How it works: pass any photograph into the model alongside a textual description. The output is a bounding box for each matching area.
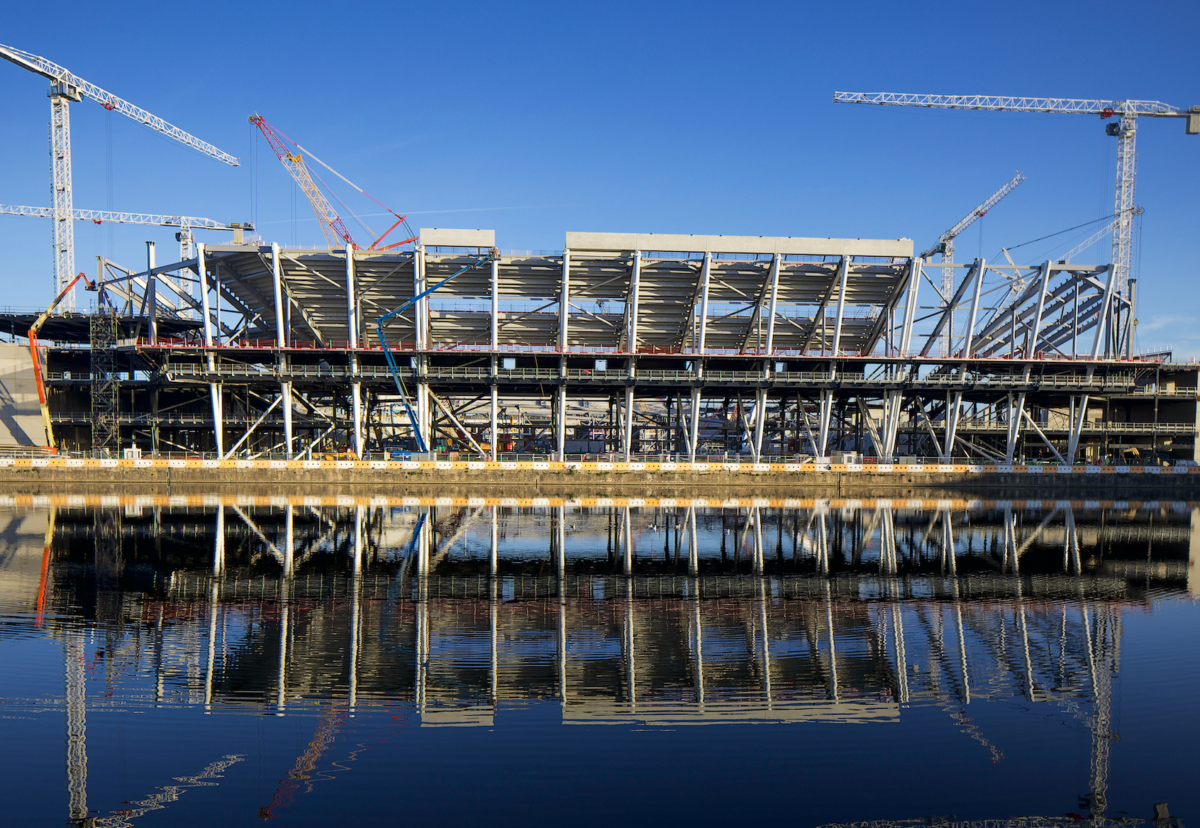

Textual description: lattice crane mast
[835,92,1199,356]
[920,171,1025,354]
[0,43,240,310]
[248,114,417,252]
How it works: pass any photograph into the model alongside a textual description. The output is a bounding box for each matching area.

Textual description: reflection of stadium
[2,497,1195,824]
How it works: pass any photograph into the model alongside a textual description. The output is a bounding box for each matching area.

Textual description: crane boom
[0,44,240,166]
[248,114,354,250]
[30,271,96,450]
[0,203,248,232]
[921,171,1025,260]
[833,91,1187,118]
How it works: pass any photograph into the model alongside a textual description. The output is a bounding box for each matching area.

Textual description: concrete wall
[565,232,913,257]
[0,343,46,447]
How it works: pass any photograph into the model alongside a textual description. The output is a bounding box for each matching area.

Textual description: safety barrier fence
[3,456,1197,475]
[1,493,1195,510]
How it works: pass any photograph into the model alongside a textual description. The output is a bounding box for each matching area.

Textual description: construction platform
[2,229,1195,465]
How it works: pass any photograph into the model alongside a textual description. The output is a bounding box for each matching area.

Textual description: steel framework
[20,229,1194,466]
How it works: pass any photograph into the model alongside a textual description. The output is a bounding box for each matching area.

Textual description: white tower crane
[834,92,1198,356]
[920,171,1025,355]
[0,44,239,310]
[0,203,251,256]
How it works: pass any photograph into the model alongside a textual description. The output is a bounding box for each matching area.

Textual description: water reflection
[1,495,1195,825]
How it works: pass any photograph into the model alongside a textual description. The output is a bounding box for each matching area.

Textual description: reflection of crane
[834,91,1200,357]
[0,44,239,309]
[29,271,96,450]
[91,754,245,828]
[258,706,348,820]
[919,172,1025,355]
[248,114,417,252]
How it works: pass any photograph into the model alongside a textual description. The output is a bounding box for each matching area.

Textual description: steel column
[830,256,850,357]
[623,386,634,461]
[271,243,293,454]
[197,243,223,456]
[688,387,701,462]
[346,247,363,457]
[626,251,641,356]
[146,241,157,344]
[558,250,571,354]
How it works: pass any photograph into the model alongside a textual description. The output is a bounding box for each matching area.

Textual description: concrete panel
[565,232,913,258]
[420,228,495,248]
[0,343,46,447]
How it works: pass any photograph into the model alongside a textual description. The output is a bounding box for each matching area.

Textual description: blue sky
[2,0,1197,353]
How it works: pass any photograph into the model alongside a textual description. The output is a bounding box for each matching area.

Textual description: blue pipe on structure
[375,248,498,453]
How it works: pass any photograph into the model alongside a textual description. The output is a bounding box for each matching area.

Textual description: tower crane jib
[834,89,1199,359]
[0,43,240,311]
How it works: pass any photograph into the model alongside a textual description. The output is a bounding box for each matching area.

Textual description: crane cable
[267,123,415,246]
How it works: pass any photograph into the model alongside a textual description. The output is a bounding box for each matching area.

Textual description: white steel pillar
[490,254,499,461]
[556,386,567,460]
[626,251,641,357]
[817,390,834,457]
[830,256,850,358]
[490,254,500,350]
[558,250,571,355]
[1025,261,1053,357]
[146,242,158,344]
[623,386,635,462]
[944,391,962,460]
[414,245,430,452]
[763,254,781,360]
[271,243,293,455]
[1089,264,1119,360]
[347,248,364,457]
[688,387,702,463]
[1067,394,1090,463]
[696,252,711,369]
[197,244,223,456]
[752,387,767,462]
[1006,391,1027,464]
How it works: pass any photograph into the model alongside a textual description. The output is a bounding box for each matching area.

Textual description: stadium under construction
[1,226,1196,465]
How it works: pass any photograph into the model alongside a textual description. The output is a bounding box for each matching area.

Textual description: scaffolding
[89,311,119,455]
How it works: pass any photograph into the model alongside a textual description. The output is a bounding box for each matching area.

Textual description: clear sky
[1,0,1197,353]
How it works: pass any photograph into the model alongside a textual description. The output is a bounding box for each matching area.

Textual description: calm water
[1,494,1196,827]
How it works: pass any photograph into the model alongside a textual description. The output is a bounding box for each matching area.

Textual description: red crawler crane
[248,114,417,251]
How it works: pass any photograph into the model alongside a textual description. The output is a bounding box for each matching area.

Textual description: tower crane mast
[835,91,1199,357]
[0,43,239,310]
